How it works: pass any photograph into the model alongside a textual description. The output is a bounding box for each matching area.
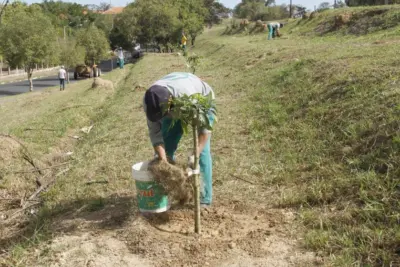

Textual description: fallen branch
[23,128,57,132]
[85,180,109,185]
[7,202,40,221]
[12,162,70,174]
[231,174,259,185]
[0,198,40,202]
[57,104,91,113]
[26,168,70,202]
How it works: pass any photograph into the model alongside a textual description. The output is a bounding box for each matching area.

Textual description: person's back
[58,67,67,91]
[58,68,66,79]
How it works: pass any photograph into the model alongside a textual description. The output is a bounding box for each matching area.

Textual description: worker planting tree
[143,72,216,233]
[268,22,283,40]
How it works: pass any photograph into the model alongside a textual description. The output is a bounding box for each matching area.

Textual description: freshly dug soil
[148,160,193,204]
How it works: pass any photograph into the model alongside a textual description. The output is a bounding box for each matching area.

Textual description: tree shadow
[0,90,22,96]
[0,194,139,252]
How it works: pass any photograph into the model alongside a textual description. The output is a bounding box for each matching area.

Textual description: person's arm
[154,144,168,161]
[146,119,167,161]
[198,132,210,157]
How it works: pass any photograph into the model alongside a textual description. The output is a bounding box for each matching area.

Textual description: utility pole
[289,0,293,18]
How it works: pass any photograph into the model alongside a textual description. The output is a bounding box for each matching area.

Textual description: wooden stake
[192,118,201,234]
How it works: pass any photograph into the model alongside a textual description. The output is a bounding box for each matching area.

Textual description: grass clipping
[148,159,193,204]
[91,78,114,91]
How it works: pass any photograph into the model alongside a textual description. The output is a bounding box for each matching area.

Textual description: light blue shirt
[144,72,215,146]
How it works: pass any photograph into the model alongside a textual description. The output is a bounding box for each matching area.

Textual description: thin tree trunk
[66,68,70,83]
[192,119,201,234]
[28,69,33,92]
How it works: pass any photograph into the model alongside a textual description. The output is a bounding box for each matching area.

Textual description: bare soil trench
[23,199,318,267]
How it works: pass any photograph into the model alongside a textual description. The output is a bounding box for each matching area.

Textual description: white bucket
[132,161,170,213]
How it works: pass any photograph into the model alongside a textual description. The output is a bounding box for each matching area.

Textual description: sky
[24,0,333,11]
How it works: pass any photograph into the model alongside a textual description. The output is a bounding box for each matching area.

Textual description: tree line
[0,1,111,91]
[233,0,308,21]
[0,0,229,90]
[109,0,229,52]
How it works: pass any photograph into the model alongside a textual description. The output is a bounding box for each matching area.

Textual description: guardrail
[0,66,60,79]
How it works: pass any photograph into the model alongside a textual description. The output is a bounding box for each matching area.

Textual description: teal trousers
[162,116,213,205]
[268,25,276,40]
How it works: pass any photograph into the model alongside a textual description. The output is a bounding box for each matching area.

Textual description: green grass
[190,6,399,266]
[0,5,399,266]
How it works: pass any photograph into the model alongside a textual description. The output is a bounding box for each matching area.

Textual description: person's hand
[187,154,195,169]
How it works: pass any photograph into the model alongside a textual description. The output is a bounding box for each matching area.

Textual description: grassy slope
[0,5,399,267]
[195,6,399,266]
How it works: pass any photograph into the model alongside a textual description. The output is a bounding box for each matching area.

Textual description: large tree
[0,4,58,91]
[234,0,288,21]
[76,25,110,65]
[59,39,85,82]
[111,0,221,50]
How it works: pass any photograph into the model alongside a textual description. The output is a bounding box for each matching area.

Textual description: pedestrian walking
[58,66,66,91]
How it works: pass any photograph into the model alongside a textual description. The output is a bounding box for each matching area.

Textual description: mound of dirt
[148,160,192,204]
[91,78,114,91]
[310,11,319,19]
[334,13,352,28]
[255,20,263,27]
[0,136,21,164]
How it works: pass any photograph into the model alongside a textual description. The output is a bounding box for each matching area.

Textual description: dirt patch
[121,204,317,267]
[14,203,317,267]
[148,160,192,204]
[30,233,152,267]
[309,11,319,19]
[334,13,352,28]
[91,78,114,91]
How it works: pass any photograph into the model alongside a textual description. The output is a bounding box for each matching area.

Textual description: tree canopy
[110,0,229,50]
[76,26,110,65]
[234,0,290,21]
[0,4,58,90]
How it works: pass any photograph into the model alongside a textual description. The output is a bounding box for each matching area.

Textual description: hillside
[0,6,399,267]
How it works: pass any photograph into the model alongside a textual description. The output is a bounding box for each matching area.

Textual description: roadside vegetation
[192,5,399,266]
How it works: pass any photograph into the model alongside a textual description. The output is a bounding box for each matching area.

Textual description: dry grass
[148,159,192,204]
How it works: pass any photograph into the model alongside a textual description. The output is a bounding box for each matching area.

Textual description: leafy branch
[186,54,202,74]
[164,93,216,234]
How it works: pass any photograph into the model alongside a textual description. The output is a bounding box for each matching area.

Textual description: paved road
[0,59,119,98]
[0,73,77,97]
